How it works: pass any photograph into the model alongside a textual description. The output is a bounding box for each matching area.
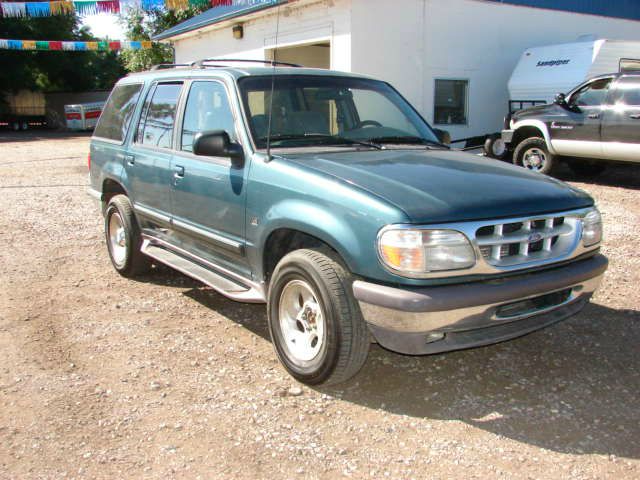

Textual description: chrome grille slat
[476,214,577,268]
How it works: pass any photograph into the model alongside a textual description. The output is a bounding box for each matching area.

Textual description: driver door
[550,77,613,159]
[169,79,250,277]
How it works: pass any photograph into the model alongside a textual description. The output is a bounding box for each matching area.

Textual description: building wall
[172,0,352,71]
[421,0,640,139]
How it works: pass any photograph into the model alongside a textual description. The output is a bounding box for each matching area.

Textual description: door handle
[629,114,640,119]
[125,154,135,166]
[587,113,600,119]
[173,165,185,178]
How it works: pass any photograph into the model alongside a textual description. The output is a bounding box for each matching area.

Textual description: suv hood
[281,149,593,223]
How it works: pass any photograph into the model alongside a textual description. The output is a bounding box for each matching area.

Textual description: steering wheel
[355,120,383,129]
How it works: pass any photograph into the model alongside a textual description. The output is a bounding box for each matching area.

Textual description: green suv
[88,60,607,385]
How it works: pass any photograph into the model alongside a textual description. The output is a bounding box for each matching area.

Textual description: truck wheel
[11,122,19,131]
[267,248,370,386]
[483,134,507,160]
[513,137,555,175]
[568,161,606,178]
[21,122,28,131]
[104,194,151,277]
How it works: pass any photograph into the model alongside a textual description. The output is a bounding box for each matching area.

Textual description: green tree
[0,14,126,96]
[120,6,208,72]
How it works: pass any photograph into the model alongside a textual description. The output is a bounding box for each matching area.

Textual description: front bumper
[501,129,514,145]
[353,254,607,355]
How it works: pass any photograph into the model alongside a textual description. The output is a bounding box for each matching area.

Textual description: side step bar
[140,238,266,303]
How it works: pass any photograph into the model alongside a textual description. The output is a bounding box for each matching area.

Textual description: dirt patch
[1,131,638,479]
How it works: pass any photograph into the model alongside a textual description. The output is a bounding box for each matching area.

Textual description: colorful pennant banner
[0,38,154,50]
[0,0,271,17]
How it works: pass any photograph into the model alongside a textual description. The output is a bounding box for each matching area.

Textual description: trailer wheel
[11,122,20,131]
[483,134,507,160]
[21,122,28,131]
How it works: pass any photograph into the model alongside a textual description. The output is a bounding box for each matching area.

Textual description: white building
[155,0,640,142]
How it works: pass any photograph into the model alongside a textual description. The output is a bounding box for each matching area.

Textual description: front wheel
[267,249,370,386]
[513,137,556,175]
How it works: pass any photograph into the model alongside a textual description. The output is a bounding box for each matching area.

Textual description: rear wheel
[104,194,151,277]
[267,248,370,386]
[513,137,556,175]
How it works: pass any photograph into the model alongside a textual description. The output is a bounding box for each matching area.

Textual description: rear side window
[94,83,143,142]
[612,77,640,106]
[138,83,182,149]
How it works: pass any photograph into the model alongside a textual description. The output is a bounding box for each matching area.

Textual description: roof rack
[191,58,302,68]
[151,63,192,70]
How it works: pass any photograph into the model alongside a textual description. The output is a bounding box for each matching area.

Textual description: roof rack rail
[192,58,302,68]
[151,63,192,70]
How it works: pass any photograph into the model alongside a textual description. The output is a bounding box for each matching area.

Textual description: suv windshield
[238,75,440,149]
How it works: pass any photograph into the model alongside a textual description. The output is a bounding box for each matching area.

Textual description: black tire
[104,194,151,277]
[267,248,370,386]
[513,136,556,175]
[568,161,606,177]
[483,134,507,160]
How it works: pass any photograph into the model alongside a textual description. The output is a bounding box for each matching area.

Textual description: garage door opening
[267,41,330,69]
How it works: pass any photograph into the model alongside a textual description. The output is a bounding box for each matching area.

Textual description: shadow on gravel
[334,303,640,459]
[179,282,640,459]
[556,162,640,190]
[0,130,92,143]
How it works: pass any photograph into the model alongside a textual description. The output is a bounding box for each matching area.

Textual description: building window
[434,79,468,125]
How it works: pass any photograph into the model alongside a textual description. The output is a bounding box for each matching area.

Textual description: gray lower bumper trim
[353,254,607,313]
[367,295,588,355]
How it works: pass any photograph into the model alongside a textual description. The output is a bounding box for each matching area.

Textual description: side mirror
[433,128,451,145]
[554,93,567,105]
[193,130,245,168]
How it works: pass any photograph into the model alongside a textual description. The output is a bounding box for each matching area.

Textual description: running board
[140,239,266,303]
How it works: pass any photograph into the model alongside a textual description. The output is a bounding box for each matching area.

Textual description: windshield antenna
[265,3,281,162]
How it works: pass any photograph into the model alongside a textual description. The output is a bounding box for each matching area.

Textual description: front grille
[476,215,576,267]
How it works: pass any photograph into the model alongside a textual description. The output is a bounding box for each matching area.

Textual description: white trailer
[507,38,640,112]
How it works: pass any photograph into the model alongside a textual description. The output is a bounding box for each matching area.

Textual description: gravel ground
[0,131,638,480]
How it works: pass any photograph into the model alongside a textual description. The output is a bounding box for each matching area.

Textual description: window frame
[176,78,243,158]
[433,78,470,126]
[92,82,144,145]
[133,80,185,152]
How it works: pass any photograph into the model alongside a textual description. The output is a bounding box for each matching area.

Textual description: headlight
[378,228,476,275]
[582,208,602,247]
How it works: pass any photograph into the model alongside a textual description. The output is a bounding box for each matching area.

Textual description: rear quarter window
[94,83,143,142]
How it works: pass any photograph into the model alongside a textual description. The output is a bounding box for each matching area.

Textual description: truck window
[570,78,612,107]
[137,83,182,149]
[612,77,640,106]
[94,83,143,142]
[181,81,237,153]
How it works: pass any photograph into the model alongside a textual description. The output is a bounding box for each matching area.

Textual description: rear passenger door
[169,79,249,275]
[126,81,183,224]
[601,76,640,162]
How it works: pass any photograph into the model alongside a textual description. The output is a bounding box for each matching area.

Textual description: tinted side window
[613,77,640,106]
[94,83,142,142]
[571,78,612,107]
[139,83,182,149]
[181,81,237,152]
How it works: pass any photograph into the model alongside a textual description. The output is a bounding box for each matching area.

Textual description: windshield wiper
[258,133,382,150]
[366,136,445,148]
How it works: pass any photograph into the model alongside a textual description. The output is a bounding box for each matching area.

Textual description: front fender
[258,199,363,273]
[511,119,557,155]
